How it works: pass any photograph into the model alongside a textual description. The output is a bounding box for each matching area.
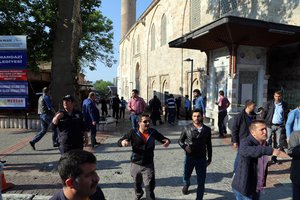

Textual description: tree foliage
[0,0,115,71]
[93,79,113,96]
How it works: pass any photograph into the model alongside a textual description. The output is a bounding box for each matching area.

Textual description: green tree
[93,80,113,96]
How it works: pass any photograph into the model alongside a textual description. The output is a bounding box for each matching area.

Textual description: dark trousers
[218,110,227,136]
[90,124,97,145]
[185,108,190,120]
[131,162,155,200]
[101,109,108,116]
[168,108,175,123]
[183,155,207,200]
[119,107,125,118]
[293,182,300,200]
[112,108,119,119]
[59,146,83,154]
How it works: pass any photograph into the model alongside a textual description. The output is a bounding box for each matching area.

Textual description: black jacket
[117,128,170,166]
[231,109,256,144]
[232,134,273,196]
[287,130,300,185]
[263,100,288,127]
[50,186,105,200]
[178,124,212,161]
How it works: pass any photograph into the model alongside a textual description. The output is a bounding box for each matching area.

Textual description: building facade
[118,0,300,129]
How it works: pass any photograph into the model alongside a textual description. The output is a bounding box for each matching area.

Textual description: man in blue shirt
[29,87,58,150]
[82,92,100,148]
[286,102,300,141]
[193,89,205,116]
[184,95,191,120]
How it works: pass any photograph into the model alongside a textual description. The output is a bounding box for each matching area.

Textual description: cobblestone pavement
[0,118,293,200]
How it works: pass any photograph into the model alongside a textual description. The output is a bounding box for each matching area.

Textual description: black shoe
[53,143,59,148]
[135,190,144,200]
[182,186,189,195]
[29,141,36,150]
[0,160,6,164]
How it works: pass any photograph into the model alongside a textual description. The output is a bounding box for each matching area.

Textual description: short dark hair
[132,89,139,94]
[249,120,266,132]
[138,113,150,122]
[219,90,224,96]
[193,89,201,95]
[58,150,97,185]
[192,108,203,116]
[245,99,256,108]
[274,90,282,96]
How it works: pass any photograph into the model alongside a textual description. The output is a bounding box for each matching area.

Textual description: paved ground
[0,117,293,200]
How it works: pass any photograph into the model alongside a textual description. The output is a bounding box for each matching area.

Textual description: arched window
[151,24,155,51]
[191,0,201,30]
[161,14,167,46]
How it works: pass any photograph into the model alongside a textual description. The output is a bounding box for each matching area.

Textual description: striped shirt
[167,98,176,109]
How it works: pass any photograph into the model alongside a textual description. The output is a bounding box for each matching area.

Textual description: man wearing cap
[52,95,88,154]
[29,87,58,150]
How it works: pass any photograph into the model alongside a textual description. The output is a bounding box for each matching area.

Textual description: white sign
[0,97,26,108]
[0,35,27,50]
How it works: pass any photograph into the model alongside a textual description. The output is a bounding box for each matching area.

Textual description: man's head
[62,95,75,111]
[185,95,189,99]
[132,89,139,98]
[273,91,282,103]
[58,150,99,198]
[249,120,268,143]
[121,96,124,100]
[193,89,201,98]
[138,113,151,131]
[88,92,96,101]
[192,109,203,125]
[245,100,256,113]
[219,90,224,96]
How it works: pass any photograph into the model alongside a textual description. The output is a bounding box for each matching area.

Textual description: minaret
[121,0,136,38]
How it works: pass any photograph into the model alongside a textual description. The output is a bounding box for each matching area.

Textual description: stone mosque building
[118,0,300,128]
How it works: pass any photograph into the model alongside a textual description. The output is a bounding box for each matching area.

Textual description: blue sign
[0,50,27,68]
[0,81,28,95]
[0,96,28,109]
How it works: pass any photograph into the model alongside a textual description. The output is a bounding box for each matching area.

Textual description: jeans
[119,107,125,118]
[233,188,260,200]
[86,123,97,146]
[32,113,57,145]
[293,182,300,200]
[168,108,175,123]
[183,156,207,200]
[218,110,227,136]
[130,114,139,129]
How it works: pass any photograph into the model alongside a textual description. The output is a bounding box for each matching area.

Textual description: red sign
[0,69,27,81]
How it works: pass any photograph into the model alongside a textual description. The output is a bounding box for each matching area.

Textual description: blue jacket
[232,134,273,196]
[82,98,100,123]
[194,96,205,114]
[286,108,300,139]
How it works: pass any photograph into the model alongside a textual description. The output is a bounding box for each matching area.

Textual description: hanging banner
[0,50,27,68]
[0,82,28,95]
[0,35,26,50]
[0,97,27,109]
[0,69,27,81]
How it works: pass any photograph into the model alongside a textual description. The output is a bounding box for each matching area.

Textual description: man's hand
[273,149,288,158]
[185,146,192,154]
[121,139,129,147]
[233,143,238,150]
[52,112,64,125]
[207,160,211,167]
[162,139,170,148]
[92,121,96,126]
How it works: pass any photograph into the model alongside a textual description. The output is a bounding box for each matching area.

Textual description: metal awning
[169,16,300,51]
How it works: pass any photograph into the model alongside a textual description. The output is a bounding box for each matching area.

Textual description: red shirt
[128,96,146,114]
[218,96,230,112]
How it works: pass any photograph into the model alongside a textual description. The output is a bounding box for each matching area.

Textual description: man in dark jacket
[232,100,256,171]
[50,149,105,200]
[112,94,121,120]
[263,90,289,163]
[232,120,287,199]
[118,113,170,200]
[287,130,300,200]
[178,109,212,200]
[82,92,100,147]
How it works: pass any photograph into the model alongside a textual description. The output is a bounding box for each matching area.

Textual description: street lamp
[184,58,194,105]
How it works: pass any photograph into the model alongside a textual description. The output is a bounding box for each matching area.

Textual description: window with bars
[161,14,167,46]
[220,0,237,15]
[151,24,156,51]
[191,0,201,30]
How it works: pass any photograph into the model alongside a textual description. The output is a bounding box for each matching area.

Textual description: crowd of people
[20,87,300,200]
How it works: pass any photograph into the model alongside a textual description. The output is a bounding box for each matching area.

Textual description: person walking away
[100,97,108,116]
[216,90,230,137]
[184,95,191,120]
[262,90,289,164]
[128,89,147,129]
[232,120,287,200]
[193,89,206,116]
[29,87,58,150]
[178,109,212,200]
[112,94,121,121]
[118,114,170,200]
[286,101,300,142]
[231,100,256,172]
[82,92,100,148]
[119,96,127,119]
[52,95,88,154]
[167,94,176,125]
[50,149,105,200]
[175,97,182,120]
[149,95,163,126]
[287,130,300,200]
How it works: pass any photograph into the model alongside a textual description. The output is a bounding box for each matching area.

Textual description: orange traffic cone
[1,170,14,192]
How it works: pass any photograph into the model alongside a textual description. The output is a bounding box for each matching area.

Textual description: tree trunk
[51,0,82,110]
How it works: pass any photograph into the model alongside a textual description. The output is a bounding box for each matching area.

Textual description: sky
[84,0,153,83]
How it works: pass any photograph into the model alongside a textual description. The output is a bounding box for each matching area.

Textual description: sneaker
[29,141,36,150]
[182,186,189,195]
[135,190,144,200]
